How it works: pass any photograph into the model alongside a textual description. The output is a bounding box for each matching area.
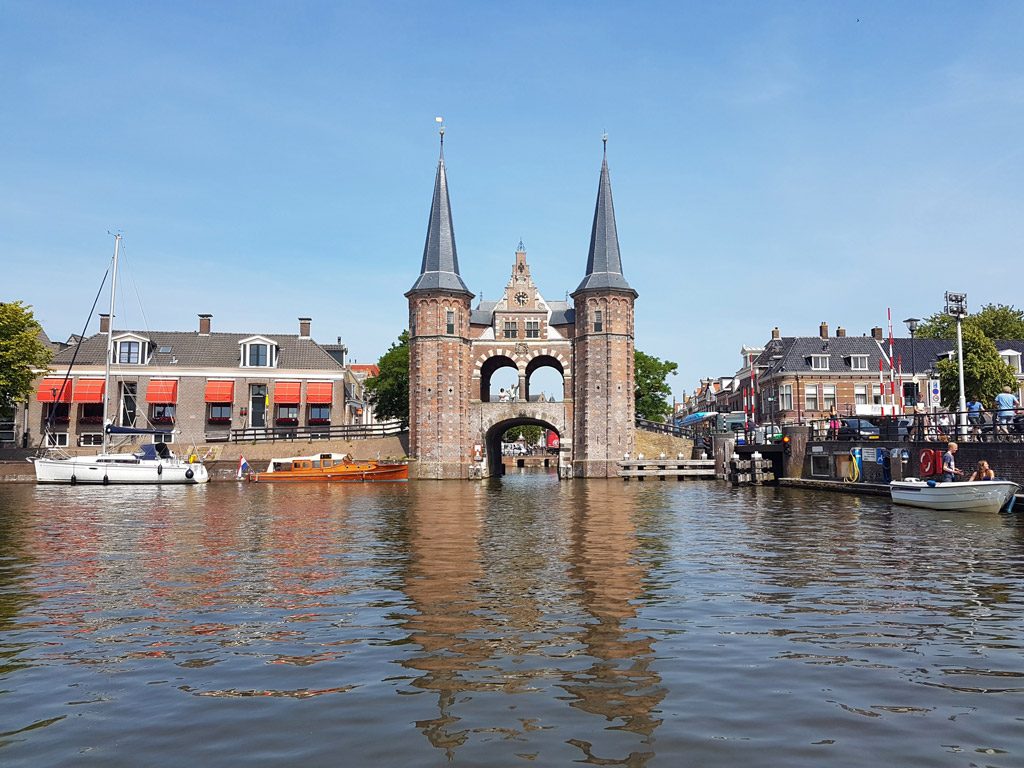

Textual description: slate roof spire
[573,136,636,297]
[407,125,472,297]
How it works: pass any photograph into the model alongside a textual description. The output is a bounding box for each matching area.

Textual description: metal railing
[224,421,406,443]
[637,417,692,438]
[809,407,1024,443]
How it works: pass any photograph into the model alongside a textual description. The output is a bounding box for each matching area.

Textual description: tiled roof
[470,299,575,326]
[757,335,888,376]
[407,148,472,296]
[52,331,345,371]
[890,338,1024,373]
[573,148,635,297]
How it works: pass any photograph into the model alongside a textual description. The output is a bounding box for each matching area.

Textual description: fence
[636,417,692,438]
[808,407,1024,443]
[222,421,406,444]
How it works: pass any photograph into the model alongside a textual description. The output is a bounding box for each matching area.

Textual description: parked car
[837,418,880,440]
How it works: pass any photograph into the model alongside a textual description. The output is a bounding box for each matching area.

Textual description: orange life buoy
[919,449,934,477]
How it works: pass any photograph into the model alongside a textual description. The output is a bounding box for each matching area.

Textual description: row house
[27,314,365,449]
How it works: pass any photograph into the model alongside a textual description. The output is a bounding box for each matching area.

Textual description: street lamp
[904,317,920,405]
[944,292,968,433]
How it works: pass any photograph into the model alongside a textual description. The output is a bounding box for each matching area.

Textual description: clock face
[514,291,528,306]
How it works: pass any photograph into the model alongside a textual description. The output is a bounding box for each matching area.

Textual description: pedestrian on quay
[994,386,1020,436]
[967,397,984,438]
[941,441,964,483]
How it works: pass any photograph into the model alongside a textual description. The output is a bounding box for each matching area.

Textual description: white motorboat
[890,478,1019,513]
[30,234,208,486]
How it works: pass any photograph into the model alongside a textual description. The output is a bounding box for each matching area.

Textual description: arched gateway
[406,133,637,479]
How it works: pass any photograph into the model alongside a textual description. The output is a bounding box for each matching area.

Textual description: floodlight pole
[945,292,968,435]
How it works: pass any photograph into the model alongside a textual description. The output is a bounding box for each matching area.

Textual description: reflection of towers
[399,483,488,755]
[561,482,666,763]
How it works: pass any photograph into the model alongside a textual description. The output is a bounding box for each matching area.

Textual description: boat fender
[919,449,934,477]
[70,474,77,485]
[102,475,109,485]
[926,479,937,487]
[157,464,163,476]
[185,468,194,480]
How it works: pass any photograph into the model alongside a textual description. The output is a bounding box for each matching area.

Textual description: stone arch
[525,354,566,402]
[483,416,561,478]
[478,354,519,402]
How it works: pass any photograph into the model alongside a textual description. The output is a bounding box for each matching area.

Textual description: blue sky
[3,1,1022,399]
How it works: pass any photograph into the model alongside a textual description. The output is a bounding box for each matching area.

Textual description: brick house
[27,314,363,449]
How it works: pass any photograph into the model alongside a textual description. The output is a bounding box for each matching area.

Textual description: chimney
[836,326,846,338]
[871,326,883,340]
[198,314,212,335]
[771,326,781,340]
[819,321,829,339]
[99,314,110,333]
[299,317,312,338]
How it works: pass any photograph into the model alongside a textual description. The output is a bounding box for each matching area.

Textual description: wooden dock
[618,458,715,481]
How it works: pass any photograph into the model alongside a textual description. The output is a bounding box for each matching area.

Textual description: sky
[3,1,1023,400]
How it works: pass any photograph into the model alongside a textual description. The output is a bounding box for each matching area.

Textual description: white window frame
[111,333,150,366]
[153,433,174,444]
[804,384,819,412]
[239,336,278,368]
[822,384,836,410]
[810,355,830,371]
[779,384,793,411]
[79,433,104,446]
[854,384,868,405]
[850,355,868,371]
[45,432,69,447]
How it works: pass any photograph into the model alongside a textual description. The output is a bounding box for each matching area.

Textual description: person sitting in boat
[941,441,964,482]
[968,460,995,482]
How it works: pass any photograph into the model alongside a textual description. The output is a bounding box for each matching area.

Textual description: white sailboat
[30,235,209,485]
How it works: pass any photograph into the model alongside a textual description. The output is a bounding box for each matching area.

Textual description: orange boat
[248,452,408,483]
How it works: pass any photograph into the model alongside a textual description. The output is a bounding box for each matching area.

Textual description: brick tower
[571,139,638,477]
[406,128,475,478]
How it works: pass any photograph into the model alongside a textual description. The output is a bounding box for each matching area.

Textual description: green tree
[916,303,1024,340]
[364,331,409,426]
[634,349,678,421]
[933,323,1016,407]
[0,302,52,413]
[502,425,543,444]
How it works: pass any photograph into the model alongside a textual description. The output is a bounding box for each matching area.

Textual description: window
[79,403,103,424]
[158,345,172,354]
[150,404,176,424]
[309,405,331,425]
[153,433,174,444]
[45,432,69,447]
[779,384,793,411]
[208,404,232,424]
[525,320,540,338]
[850,355,868,371]
[248,343,269,367]
[872,384,882,405]
[45,403,70,423]
[593,310,603,332]
[810,355,829,371]
[1001,353,1022,373]
[855,385,868,405]
[804,384,819,412]
[276,404,299,425]
[504,320,518,339]
[79,434,103,447]
[822,385,836,411]
[446,310,455,335]
[810,454,831,477]
[117,340,141,364]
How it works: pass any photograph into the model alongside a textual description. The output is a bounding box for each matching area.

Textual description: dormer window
[810,355,829,371]
[849,355,868,371]
[112,334,150,365]
[240,336,278,368]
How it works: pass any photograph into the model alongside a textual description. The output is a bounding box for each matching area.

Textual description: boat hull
[250,459,408,483]
[890,479,1018,513]
[32,456,209,485]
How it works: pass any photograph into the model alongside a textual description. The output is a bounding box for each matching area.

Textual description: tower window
[525,320,540,338]
[446,310,455,335]
[504,320,518,339]
[593,310,603,332]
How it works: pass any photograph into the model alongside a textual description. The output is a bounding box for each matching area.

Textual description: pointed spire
[407,127,472,297]
[573,137,636,297]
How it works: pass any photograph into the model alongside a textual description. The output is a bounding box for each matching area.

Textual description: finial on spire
[602,131,608,157]
[435,116,445,154]
[517,238,525,252]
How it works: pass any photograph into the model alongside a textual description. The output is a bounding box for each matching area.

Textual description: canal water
[1,473,1022,767]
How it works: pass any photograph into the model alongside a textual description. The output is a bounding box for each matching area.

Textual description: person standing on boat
[941,441,963,482]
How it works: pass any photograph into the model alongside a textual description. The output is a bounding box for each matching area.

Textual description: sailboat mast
[101,234,121,454]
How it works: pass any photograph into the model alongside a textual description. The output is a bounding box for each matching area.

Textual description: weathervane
[435,116,445,150]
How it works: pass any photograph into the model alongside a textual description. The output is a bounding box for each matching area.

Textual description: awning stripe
[204,380,235,403]
[37,377,73,402]
[306,382,333,404]
[146,379,178,403]
[273,381,301,403]
[73,379,105,403]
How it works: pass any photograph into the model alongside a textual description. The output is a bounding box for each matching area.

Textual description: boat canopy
[677,411,718,427]
[106,425,173,436]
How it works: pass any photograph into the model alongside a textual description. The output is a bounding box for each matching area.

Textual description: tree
[0,302,52,414]
[634,349,678,421]
[364,331,409,426]
[916,303,1024,340]
[933,322,1016,407]
[502,425,543,444]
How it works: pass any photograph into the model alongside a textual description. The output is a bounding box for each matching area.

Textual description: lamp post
[944,292,968,434]
[903,317,920,405]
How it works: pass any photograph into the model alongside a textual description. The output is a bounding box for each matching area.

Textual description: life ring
[185,468,194,480]
[919,449,934,477]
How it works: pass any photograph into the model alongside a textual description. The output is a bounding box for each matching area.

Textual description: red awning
[204,380,235,403]
[73,379,105,403]
[306,382,333,404]
[37,377,73,402]
[146,379,178,403]
[273,381,301,404]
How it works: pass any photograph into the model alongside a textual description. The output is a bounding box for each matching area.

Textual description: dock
[618,457,715,480]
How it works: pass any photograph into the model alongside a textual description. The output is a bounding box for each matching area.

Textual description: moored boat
[890,478,1019,513]
[248,453,408,483]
